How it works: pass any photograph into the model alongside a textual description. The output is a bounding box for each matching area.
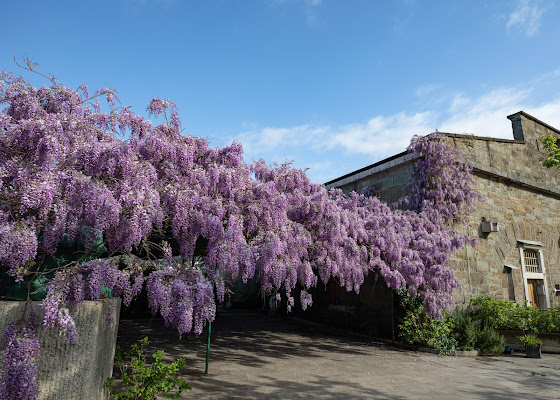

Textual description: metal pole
[205,281,215,375]
[344,290,348,332]
[205,319,211,374]
[391,288,395,343]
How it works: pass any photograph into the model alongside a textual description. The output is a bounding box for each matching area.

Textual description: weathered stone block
[0,299,121,400]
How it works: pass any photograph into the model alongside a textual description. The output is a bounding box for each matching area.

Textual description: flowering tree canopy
[0,61,483,399]
[0,62,481,340]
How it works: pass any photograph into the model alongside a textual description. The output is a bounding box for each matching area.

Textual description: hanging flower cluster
[406,132,483,225]
[41,258,145,342]
[0,62,481,398]
[146,267,215,336]
[0,315,40,400]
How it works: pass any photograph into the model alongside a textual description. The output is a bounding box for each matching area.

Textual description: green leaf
[106,337,191,400]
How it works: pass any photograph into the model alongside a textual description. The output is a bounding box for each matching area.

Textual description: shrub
[106,337,191,400]
[469,296,560,333]
[397,291,454,349]
[427,335,458,353]
[518,333,542,347]
[476,325,505,355]
[470,296,522,330]
[451,310,476,351]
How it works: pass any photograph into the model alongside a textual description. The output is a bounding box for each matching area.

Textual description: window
[523,249,539,273]
[518,240,550,309]
[504,265,516,302]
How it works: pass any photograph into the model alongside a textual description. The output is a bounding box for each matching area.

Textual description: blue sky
[2,0,560,183]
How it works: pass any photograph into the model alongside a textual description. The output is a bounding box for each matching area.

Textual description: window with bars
[523,249,540,273]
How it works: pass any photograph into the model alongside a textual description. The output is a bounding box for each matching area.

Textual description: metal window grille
[523,249,539,273]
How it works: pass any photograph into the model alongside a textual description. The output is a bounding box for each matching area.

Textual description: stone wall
[499,330,560,354]
[0,299,121,400]
[325,111,560,311]
[444,112,560,308]
[447,176,560,308]
[326,152,416,204]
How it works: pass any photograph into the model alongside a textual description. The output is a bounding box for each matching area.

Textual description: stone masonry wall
[327,111,560,310]
[445,112,560,308]
[333,161,414,204]
[448,175,560,308]
[0,299,121,400]
[447,112,560,193]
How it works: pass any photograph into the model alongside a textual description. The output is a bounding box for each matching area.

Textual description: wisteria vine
[0,312,40,400]
[0,60,481,398]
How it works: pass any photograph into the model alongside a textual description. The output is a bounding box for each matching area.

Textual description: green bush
[397,291,455,350]
[476,325,505,355]
[396,294,560,355]
[106,337,191,400]
[427,335,458,353]
[470,295,560,333]
[518,333,542,347]
[451,310,476,351]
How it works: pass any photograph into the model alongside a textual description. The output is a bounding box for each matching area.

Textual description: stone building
[325,111,560,314]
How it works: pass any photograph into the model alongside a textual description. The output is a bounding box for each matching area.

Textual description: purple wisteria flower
[0,65,481,397]
[0,316,40,400]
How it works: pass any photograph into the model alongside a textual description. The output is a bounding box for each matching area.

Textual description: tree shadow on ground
[115,311,392,369]
[188,372,408,400]
[113,311,560,399]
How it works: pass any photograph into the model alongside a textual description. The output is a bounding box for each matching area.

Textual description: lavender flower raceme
[0,316,40,400]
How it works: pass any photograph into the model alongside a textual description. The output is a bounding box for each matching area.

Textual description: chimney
[507,111,525,141]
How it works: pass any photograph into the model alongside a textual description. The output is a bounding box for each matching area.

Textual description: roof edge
[507,111,560,135]
[324,150,410,186]
[441,132,524,144]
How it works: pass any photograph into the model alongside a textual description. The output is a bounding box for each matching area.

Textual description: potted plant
[518,333,543,358]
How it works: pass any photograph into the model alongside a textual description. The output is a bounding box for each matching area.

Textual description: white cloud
[301,160,335,183]
[329,112,436,156]
[525,98,560,130]
[230,77,560,182]
[236,124,328,157]
[235,111,437,169]
[304,0,324,25]
[122,0,176,13]
[506,0,544,37]
[440,88,532,136]
[236,86,560,167]
[415,84,441,97]
[264,0,324,25]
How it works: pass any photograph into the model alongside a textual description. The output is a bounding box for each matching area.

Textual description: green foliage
[451,310,476,351]
[542,134,560,169]
[519,333,543,347]
[427,335,458,354]
[397,291,455,351]
[475,325,505,355]
[106,337,191,400]
[470,296,560,333]
[398,295,557,355]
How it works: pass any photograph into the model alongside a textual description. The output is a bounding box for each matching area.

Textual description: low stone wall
[0,299,121,400]
[499,329,560,354]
